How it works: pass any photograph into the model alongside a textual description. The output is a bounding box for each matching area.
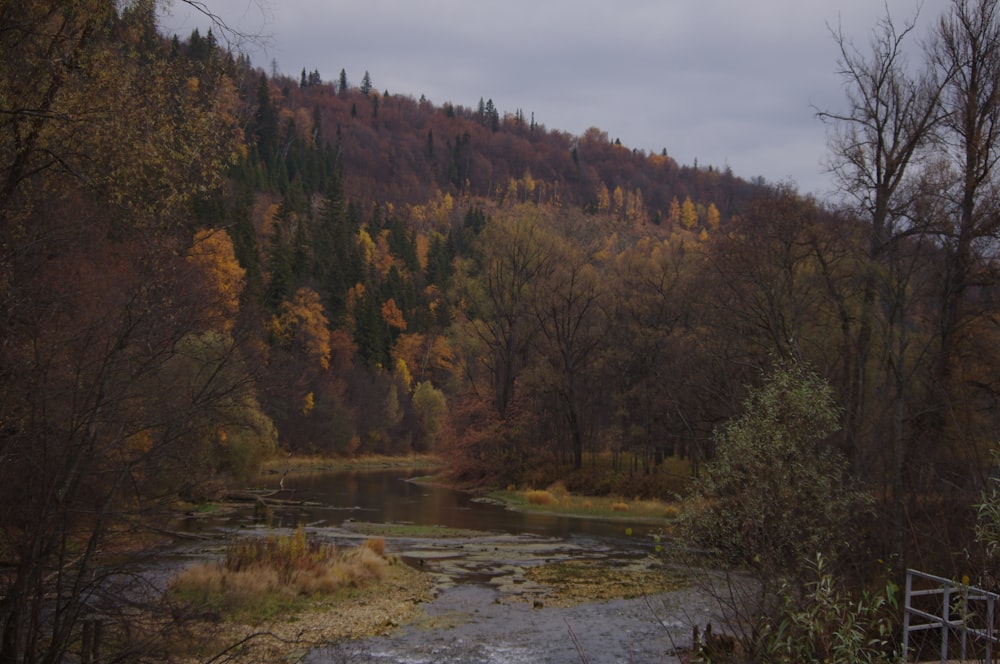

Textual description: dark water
[255,468,660,546]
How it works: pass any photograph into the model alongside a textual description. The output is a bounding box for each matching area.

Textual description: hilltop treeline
[4,0,1000,659]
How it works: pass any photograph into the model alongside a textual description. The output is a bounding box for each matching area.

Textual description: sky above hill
[160,0,948,199]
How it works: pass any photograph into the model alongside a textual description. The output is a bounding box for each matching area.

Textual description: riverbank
[263,454,683,527]
[169,524,696,663]
[175,558,437,663]
[165,462,703,662]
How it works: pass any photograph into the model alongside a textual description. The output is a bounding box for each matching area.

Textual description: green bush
[679,362,871,590]
[754,555,901,664]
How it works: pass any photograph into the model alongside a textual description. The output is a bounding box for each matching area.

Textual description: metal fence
[903,568,1000,663]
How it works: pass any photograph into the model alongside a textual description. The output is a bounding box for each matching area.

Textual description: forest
[4,0,1000,661]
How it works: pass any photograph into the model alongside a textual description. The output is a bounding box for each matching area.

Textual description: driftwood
[223,491,320,507]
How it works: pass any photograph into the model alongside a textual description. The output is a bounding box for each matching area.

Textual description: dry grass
[168,528,390,620]
[526,489,558,505]
[497,488,682,521]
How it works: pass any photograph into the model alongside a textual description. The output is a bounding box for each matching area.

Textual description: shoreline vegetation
[162,454,686,660]
[259,453,685,524]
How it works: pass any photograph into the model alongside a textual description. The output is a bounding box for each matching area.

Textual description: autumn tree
[187,228,246,332]
[680,196,698,229]
[605,235,705,471]
[527,222,609,469]
[0,3,268,661]
[456,204,555,418]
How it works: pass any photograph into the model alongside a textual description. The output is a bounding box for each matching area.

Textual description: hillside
[5,3,1000,660]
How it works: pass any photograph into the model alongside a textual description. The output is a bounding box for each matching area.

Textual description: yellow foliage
[272,288,331,369]
[527,490,557,505]
[358,229,376,265]
[187,228,245,332]
[302,391,315,415]
[415,233,430,270]
[612,186,625,215]
[707,202,721,230]
[681,196,698,229]
[394,358,412,390]
[124,430,153,455]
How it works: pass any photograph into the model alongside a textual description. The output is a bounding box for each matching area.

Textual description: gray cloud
[161,0,948,197]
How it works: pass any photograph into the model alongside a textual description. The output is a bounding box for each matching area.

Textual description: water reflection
[256,469,660,546]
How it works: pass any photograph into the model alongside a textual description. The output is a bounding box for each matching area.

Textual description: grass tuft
[526,489,557,505]
[168,527,389,621]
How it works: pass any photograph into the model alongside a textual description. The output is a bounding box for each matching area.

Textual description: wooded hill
[4,1,1000,660]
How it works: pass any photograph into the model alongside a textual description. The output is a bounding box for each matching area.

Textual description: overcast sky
[160,0,948,198]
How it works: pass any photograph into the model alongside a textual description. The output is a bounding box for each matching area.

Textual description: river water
[262,468,660,542]
[176,469,705,663]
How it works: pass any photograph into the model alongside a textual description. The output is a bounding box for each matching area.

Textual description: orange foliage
[381,298,407,331]
[391,332,456,385]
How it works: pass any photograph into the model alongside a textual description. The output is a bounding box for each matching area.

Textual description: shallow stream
[172,468,710,662]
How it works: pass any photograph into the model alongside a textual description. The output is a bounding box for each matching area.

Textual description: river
[174,468,710,663]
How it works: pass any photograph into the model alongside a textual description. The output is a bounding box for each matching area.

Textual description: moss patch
[524,559,688,606]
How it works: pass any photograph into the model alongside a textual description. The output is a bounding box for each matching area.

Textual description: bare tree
[819,6,947,557]
[925,0,1000,480]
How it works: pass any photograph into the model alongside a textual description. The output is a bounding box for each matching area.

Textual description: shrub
[678,363,871,589]
[611,501,629,512]
[677,362,875,657]
[754,555,901,663]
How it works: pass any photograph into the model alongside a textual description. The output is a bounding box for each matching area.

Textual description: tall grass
[168,528,389,619]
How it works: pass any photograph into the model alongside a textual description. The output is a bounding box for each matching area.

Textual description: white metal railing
[903,568,1000,663]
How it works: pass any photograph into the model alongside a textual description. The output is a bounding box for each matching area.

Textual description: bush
[755,555,901,663]
[677,362,876,657]
[679,363,871,589]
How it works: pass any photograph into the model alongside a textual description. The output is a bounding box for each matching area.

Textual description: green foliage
[411,381,447,450]
[162,332,277,488]
[752,555,901,664]
[977,450,1000,546]
[679,362,871,588]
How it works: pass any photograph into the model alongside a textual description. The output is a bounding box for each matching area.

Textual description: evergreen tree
[426,233,455,286]
[252,73,279,172]
[312,172,362,323]
[387,216,419,272]
[360,70,372,96]
[353,283,389,367]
